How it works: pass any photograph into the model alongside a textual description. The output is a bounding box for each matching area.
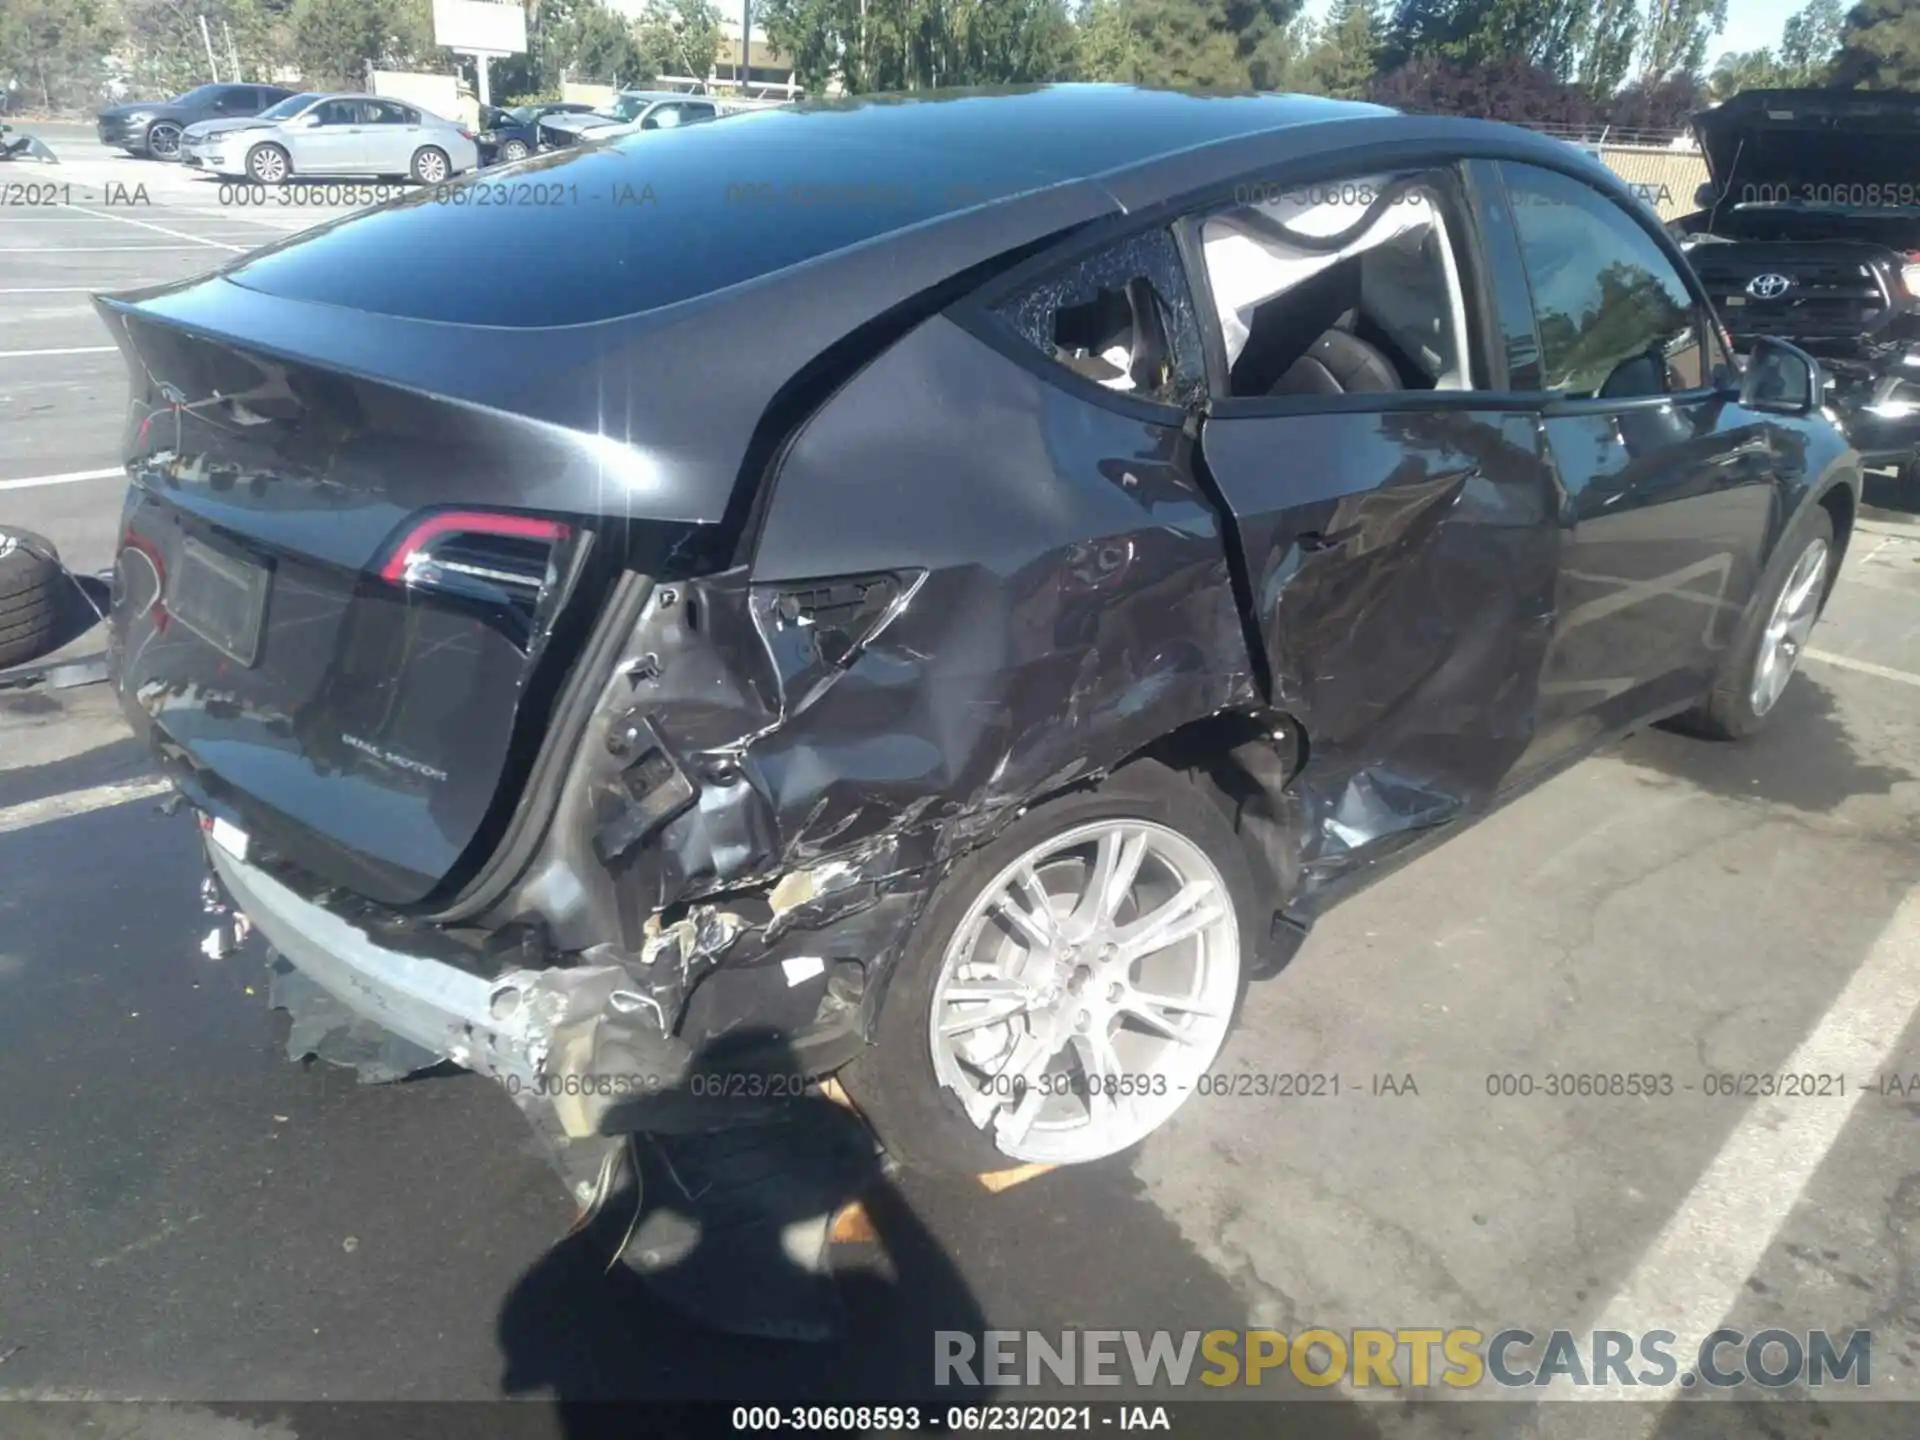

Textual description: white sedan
[181,91,480,184]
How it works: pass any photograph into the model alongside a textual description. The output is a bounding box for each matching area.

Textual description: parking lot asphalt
[5,120,1920,1438]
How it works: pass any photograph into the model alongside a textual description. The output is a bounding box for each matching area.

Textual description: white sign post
[431,0,528,109]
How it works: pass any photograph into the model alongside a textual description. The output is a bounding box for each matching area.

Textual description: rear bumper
[209,842,709,1135]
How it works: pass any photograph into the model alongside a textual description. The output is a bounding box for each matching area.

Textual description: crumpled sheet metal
[566,312,1258,1019]
[1201,405,1561,916]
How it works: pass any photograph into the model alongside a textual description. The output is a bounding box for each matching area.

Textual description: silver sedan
[181,92,480,184]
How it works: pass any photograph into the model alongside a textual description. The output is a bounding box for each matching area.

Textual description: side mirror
[1695,181,1717,208]
[639,114,659,130]
[1739,338,1824,416]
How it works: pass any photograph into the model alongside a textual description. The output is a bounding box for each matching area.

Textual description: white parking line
[0,778,173,837]
[57,202,246,254]
[0,244,213,252]
[0,468,122,491]
[1548,882,1920,1413]
[0,286,160,294]
[0,347,115,359]
[1805,648,1920,691]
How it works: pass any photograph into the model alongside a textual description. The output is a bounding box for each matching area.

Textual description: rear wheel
[1674,505,1835,741]
[410,146,450,184]
[246,143,289,184]
[144,121,182,160]
[0,529,64,670]
[842,761,1256,1176]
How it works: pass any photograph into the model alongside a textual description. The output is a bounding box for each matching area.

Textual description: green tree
[1302,0,1378,95]
[118,0,282,92]
[546,0,650,83]
[0,0,115,108]
[1636,0,1728,82]
[1778,0,1843,81]
[1831,0,1920,88]
[289,0,440,86]
[763,0,1076,92]
[1065,0,1305,88]
[1707,45,1786,98]
[1575,0,1640,92]
[636,0,724,82]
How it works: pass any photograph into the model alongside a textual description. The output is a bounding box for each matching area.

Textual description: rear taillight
[377,511,575,647]
[379,510,569,588]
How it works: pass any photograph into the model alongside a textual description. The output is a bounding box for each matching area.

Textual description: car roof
[120,85,1633,524]
[211,84,1613,332]
[617,90,713,103]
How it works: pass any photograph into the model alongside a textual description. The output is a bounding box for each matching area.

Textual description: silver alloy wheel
[414,148,448,182]
[249,145,286,183]
[1750,536,1829,716]
[928,818,1239,1165]
[502,139,529,161]
[147,122,182,159]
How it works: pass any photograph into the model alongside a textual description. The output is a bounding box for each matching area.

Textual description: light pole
[741,0,751,94]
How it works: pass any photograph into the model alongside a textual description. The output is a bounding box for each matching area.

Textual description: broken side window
[995,227,1209,409]
[1198,170,1477,400]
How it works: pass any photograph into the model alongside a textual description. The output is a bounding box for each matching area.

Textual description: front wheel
[841,761,1256,1175]
[501,138,529,162]
[1674,504,1835,741]
[144,121,182,160]
[410,146,450,184]
[246,143,289,184]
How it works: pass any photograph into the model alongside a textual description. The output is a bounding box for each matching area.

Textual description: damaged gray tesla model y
[87,85,1859,1183]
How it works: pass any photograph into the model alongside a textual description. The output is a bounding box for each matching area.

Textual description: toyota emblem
[1747,272,1794,300]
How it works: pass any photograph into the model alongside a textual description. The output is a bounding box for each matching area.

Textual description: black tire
[501,138,529,162]
[840,760,1259,1176]
[145,120,182,160]
[246,142,290,185]
[410,146,450,184]
[0,528,64,670]
[1672,504,1836,742]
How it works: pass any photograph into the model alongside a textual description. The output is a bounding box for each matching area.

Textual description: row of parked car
[95,82,728,184]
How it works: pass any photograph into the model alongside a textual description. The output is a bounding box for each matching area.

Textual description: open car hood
[1694,89,1920,203]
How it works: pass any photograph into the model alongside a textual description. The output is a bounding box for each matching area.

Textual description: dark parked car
[475,101,597,164]
[89,87,1858,1191]
[1676,89,1920,506]
[97,82,296,160]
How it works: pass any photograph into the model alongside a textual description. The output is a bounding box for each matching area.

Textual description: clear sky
[1299,0,1809,62]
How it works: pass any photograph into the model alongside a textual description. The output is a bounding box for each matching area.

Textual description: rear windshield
[221,114,1049,327]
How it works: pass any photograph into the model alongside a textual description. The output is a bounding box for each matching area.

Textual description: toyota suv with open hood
[1676,88,1920,505]
[92,87,1860,1213]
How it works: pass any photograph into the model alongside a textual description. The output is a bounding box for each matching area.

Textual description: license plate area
[171,534,271,666]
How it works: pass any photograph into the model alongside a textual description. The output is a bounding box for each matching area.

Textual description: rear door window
[1498,162,1707,399]
[1196,170,1477,399]
[993,228,1209,407]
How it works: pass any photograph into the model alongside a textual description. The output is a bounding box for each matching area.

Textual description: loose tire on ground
[841,760,1258,1176]
[1672,503,1837,742]
[0,528,64,670]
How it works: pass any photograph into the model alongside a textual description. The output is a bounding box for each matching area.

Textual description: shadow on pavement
[1627,675,1911,813]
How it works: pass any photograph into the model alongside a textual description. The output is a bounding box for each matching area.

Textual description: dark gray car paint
[93,87,1864,1126]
